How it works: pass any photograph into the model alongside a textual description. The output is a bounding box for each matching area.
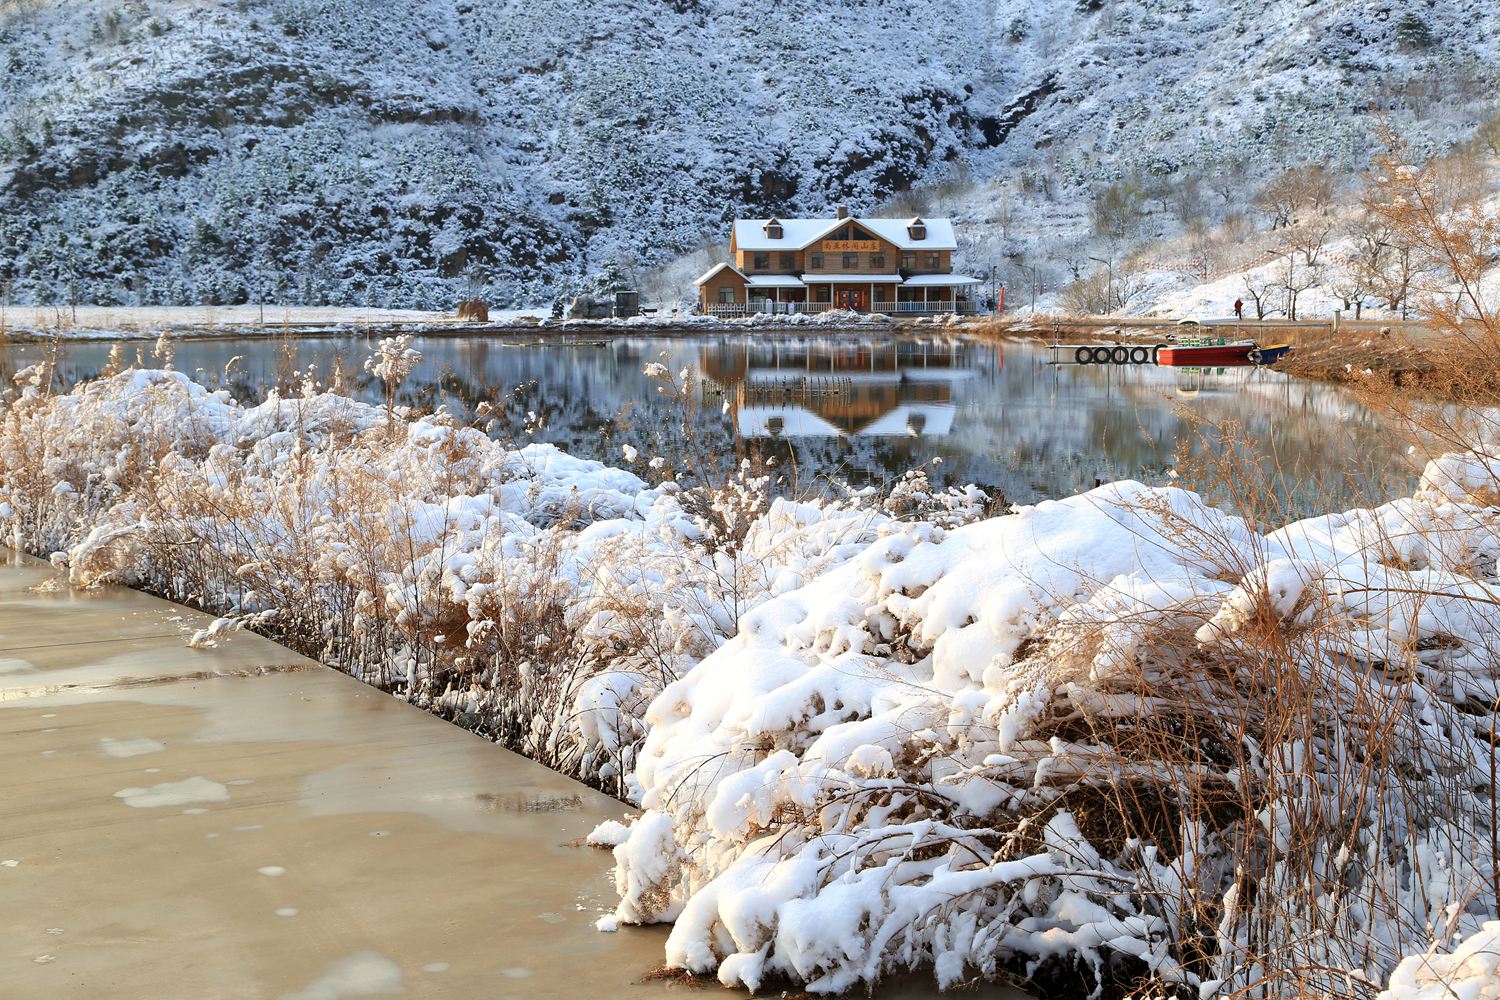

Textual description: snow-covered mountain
[0,0,1495,308]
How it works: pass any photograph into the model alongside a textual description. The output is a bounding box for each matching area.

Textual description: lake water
[6,332,1416,514]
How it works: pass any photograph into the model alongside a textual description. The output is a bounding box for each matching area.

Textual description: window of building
[871,254,886,269]
[815,285,831,303]
[753,253,770,270]
[810,252,824,269]
[842,253,858,270]
[925,253,940,270]
[764,218,783,240]
[779,252,795,270]
[900,253,914,270]
[908,217,927,241]
[874,286,886,302]
[718,287,735,304]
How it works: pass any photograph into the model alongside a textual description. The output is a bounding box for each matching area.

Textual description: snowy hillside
[1,0,1496,308]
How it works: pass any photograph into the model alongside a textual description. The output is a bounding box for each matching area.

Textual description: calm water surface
[8,332,1416,513]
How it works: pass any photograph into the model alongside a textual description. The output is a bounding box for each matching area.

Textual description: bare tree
[1059,271,1110,315]
[1476,110,1500,158]
[1059,258,1147,315]
[1255,165,1335,230]
[1366,141,1500,344]
[1091,176,1146,238]
[1327,270,1369,320]
[1185,220,1216,280]
[1209,155,1249,204]
[1337,214,1415,319]
[1364,237,1420,318]
[1111,266,1149,312]
[992,189,1015,240]
[1256,170,1301,230]
[1173,173,1208,226]
[1288,220,1334,267]
[1243,274,1280,320]
[1275,251,1320,322]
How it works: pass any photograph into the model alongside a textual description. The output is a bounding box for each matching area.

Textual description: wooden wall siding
[736,249,805,272]
[734,246,952,275]
[897,250,952,273]
[801,245,898,273]
[698,270,747,306]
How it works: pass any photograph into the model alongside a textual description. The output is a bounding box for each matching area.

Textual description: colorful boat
[1156,341,1257,367]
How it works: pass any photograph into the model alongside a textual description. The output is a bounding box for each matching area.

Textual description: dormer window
[907,217,927,241]
[764,218,783,240]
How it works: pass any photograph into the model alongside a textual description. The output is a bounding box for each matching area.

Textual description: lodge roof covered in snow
[731,216,958,251]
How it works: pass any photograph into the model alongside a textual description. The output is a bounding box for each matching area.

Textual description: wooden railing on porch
[706,302,980,319]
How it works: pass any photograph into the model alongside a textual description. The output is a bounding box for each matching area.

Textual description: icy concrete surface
[0,551,669,999]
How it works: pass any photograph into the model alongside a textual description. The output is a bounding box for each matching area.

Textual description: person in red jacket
[1234,298,1244,320]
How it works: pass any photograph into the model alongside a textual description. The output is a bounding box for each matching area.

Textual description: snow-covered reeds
[595,450,1500,997]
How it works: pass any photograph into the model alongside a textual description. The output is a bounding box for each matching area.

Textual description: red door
[836,289,866,312]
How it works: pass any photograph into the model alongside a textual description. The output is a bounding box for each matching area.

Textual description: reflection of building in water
[699,339,988,438]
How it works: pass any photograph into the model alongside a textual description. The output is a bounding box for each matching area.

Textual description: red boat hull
[1157,344,1254,367]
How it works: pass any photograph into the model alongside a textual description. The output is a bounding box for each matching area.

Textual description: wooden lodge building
[693,206,982,317]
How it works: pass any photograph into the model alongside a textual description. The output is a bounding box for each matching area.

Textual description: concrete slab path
[0,551,670,999]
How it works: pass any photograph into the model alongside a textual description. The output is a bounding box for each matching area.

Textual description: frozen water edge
[2,367,1498,997]
[0,304,978,342]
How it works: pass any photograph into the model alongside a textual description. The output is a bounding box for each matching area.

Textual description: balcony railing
[706,301,979,318]
[872,302,980,315]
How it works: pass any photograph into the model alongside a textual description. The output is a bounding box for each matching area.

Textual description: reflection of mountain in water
[700,339,982,440]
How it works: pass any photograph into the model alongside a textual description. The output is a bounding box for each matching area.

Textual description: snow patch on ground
[114,777,229,808]
[277,950,403,1000]
[98,736,166,758]
[1378,922,1500,1000]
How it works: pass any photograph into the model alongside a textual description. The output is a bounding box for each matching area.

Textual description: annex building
[693,207,983,316]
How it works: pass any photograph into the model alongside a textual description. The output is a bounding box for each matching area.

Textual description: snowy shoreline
[0,305,988,344]
[1,362,1497,998]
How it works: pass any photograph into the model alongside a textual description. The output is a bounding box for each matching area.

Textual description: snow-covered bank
[0,304,970,343]
[2,365,1497,997]
[1,304,548,341]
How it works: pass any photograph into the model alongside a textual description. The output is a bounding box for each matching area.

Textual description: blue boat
[1248,344,1292,366]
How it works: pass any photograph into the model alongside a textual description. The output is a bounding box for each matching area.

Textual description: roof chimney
[835,204,848,220]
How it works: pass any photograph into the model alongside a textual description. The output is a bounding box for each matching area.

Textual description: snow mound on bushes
[603,476,1500,995]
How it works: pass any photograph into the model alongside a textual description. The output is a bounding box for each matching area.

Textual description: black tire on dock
[1091,346,1112,364]
[1075,346,1092,365]
[1130,346,1149,364]
[1110,346,1130,365]
[1152,343,1168,365]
